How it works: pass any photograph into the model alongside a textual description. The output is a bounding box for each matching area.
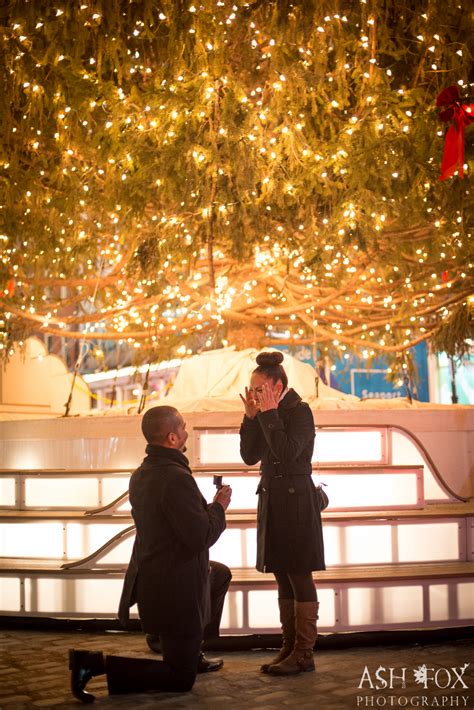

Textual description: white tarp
[163,346,358,411]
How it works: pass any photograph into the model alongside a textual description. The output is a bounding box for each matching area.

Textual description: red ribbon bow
[436,85,473,181]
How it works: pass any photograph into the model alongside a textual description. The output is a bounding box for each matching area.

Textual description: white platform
[0,413,473,632]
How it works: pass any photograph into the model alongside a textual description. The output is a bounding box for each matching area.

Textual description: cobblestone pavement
[0,630,473,709]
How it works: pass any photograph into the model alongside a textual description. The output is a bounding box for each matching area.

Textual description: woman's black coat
[118,445,226,636]
[240,388,325,573]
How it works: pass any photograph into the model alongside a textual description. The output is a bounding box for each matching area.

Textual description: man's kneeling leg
[106,635,200,695]
[160,634,202,691]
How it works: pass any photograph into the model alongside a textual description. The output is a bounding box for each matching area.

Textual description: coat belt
[259,472,312,479]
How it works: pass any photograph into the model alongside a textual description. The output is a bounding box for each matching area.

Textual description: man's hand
[256,382,279,412]
[239,386,259,419]
[213,484,232,511]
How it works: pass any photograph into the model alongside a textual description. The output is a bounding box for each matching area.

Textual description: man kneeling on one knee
[69,406,232,702]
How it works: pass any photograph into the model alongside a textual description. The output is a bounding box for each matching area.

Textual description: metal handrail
[61,525,136,570]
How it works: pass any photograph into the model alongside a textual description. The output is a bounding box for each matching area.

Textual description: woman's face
[249,372,283,404]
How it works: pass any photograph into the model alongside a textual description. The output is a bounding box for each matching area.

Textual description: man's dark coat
[240,388,325,573]
[118,445,226,636]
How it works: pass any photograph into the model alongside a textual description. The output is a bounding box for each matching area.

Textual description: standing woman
[239,351,325,676]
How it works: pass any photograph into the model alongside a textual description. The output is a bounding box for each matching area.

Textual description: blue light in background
[274,342,430,402]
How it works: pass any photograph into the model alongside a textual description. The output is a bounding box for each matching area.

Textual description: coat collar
[144,444,191,471]
[278,388,302,411]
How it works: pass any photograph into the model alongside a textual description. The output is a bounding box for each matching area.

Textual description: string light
[0,1,471,364]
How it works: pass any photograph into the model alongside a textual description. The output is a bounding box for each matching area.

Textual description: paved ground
[0,630,473,709]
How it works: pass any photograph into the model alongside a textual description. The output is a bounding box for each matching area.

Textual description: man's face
[169,414,188,452]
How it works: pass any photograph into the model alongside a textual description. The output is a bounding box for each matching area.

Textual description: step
[0,559,472,581]
[0,464,430,474]
[231,500,474,524]
[231,562,474,585]
[1,499,473,522]
[0,560,472,632]
[1,463,458,513]
[1,501,472,568]
[0,465,426,475]
[0,510,131,521]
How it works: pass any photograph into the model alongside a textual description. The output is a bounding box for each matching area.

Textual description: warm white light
[314,430,383,463]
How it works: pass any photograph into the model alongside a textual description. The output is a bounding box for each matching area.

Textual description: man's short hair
[141,406,180,445]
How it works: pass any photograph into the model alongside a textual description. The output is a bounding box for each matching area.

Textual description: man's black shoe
[145,633,161,654]
[146,637,223,673]
[69,649,105,704]
[197,652,224,673]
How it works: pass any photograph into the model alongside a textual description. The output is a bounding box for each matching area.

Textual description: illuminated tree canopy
[0,0,472,365]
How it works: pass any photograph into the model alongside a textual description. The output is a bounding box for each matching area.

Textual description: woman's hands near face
[240,382,279,416]
[255,382,279,412]
[239,386,259,419]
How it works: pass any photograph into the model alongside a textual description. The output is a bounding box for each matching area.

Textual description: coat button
[289,487,295,494]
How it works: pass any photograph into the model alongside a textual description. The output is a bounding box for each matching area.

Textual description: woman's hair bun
[256,351,284,367]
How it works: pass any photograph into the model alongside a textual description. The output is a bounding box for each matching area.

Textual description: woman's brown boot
[267,601,319,675]
[260,598,295,673]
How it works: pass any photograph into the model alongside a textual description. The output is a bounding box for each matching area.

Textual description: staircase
[0,424,473,634]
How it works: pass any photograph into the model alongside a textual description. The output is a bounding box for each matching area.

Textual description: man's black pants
[108,561,231,694]
[106,635,202,693]
[204,560,233,639]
